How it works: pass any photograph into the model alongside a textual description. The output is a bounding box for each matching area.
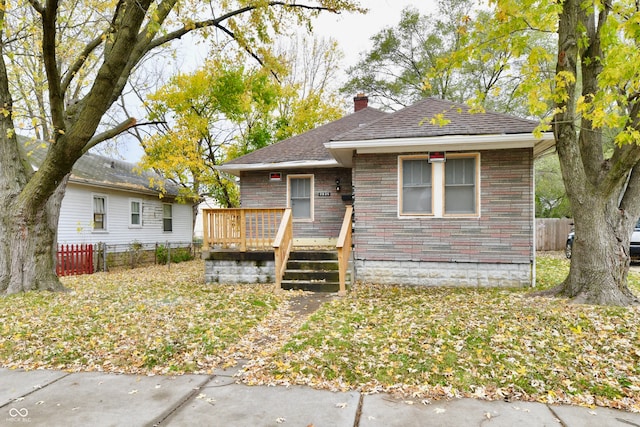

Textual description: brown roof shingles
[333,98,538,141]
[224,107,389,165]
[223,98,539,167]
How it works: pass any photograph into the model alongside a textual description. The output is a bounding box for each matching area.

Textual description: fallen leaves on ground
[238,254,640,413]
[1,255,639,413]
[0,261,282,374]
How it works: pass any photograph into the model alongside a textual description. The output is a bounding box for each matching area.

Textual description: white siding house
[193,197,219,240]
[57,183,193,246]
[24,138,194,248]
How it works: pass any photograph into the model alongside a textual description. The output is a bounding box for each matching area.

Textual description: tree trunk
[0,178,68,295]
[539,0,640,306]
[551,205,639,305]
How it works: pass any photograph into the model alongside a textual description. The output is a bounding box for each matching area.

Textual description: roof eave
[68,176,181,200]
[325,133,556,166]
[216,159,341,176]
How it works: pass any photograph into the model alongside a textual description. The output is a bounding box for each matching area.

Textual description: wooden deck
[202,207,352,294]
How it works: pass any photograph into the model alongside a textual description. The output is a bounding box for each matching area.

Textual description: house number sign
[317,192,331,197]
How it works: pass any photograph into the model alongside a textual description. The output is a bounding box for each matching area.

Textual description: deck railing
[336,205,353,296]
[202,208,286,251]
[273,208,293,290]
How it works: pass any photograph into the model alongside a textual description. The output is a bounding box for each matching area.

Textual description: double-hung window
[399,154,479,217]
[163,204,173,232]
[93,195,106,230]
[130,199,142,227]
[401,158,432,215]
[445,157,477,215]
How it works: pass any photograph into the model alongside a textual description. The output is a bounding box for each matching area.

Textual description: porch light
[335,178,341,192]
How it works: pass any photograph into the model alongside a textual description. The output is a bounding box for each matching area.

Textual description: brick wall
[240,168,353,239]
[353,149,534,265]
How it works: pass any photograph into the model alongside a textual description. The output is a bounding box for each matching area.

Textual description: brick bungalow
[214,96,554,288]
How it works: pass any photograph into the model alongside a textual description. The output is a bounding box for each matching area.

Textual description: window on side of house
[444,156,478,215]
[163,204,173,232]
[130,199,142,227]
[93,195,107,231]
[288,175,313,221]
[400,157,433,215]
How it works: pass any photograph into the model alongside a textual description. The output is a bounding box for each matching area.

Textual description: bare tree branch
[83,117,137,153]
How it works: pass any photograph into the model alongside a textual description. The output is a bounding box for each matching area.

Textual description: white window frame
[92,194,108,232]
[287,174,314,222]
[398,153,481,218]
[163,203,173,232]
[129,198,142,228]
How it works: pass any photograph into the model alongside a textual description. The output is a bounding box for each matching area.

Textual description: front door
[289,175,313,220]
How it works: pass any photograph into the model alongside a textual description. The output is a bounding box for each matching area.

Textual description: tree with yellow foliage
[0,0,363,295]
[457,0,640,305]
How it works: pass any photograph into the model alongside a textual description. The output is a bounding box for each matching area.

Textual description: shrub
[156,245,194,264]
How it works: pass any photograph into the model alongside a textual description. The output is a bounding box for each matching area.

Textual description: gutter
[325,133,556,167]
[216,159,341,177]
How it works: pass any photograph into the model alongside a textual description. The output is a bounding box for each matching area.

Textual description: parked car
[565,219,640,260]
[565,229,574,259]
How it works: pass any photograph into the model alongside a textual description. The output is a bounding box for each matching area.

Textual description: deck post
[202,210,210,251]
[240,209,247,252]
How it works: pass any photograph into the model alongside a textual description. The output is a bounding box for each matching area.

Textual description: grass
[246,253,640,411]
[0,261,282,374]
[0,254,639,411]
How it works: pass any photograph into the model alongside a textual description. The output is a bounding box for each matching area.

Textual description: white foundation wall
[354,260,533,287]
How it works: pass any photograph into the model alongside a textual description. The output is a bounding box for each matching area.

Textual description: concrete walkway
[2,366,640,426]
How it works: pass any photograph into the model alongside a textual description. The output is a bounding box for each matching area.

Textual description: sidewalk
[2,366,639,426]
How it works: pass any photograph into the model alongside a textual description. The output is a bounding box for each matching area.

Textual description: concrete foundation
[204,251,275,284]
[354,259,533,287]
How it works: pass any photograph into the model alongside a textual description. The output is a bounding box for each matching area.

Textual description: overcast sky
[312,0,438,69]
[119,2,439,160]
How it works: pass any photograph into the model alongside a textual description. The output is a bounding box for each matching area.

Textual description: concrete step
[287,250,338,261]
[284,269,340,282]
[286,260,339,271]
[280,280,341,293]
[282,250,345,292]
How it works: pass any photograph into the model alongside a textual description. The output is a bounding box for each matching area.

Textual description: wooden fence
[56,244,94,276]
[536,218,573,251]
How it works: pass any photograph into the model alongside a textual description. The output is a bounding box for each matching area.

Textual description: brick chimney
[354,93,368,112]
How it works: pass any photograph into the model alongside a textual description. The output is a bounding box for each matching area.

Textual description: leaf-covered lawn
[0,261,282,374]
[1,254,639,412]
[241,254,640,412]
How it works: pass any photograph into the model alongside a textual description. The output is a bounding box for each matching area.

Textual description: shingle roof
[20,137,182,197]
[333,98,538,141]
[223,107,389,165]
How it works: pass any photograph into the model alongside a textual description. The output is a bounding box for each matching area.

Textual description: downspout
[531,152,536,287]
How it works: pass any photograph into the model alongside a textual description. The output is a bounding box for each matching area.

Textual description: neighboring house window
[288,175,313,221]
[93,195,106,230]
[398,154,480,217]
[400,158,432,215]
[445,157,477,215]
[130,199,142,227]
[163,204,173,232]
